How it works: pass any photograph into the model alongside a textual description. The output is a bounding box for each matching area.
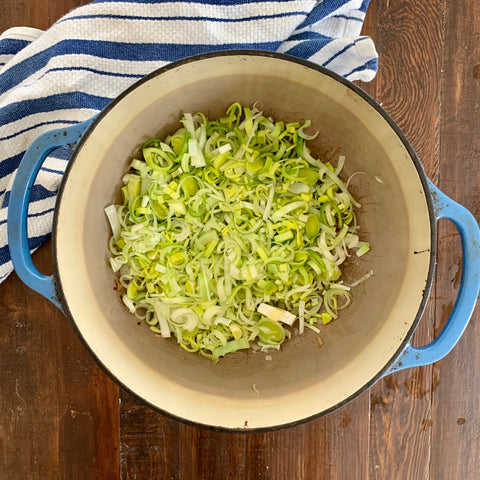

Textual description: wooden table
[1,1,479,478]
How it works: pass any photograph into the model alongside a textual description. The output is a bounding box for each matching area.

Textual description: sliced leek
[105,103,370,361]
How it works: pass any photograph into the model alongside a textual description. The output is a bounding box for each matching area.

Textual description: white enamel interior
[54,54,432,430]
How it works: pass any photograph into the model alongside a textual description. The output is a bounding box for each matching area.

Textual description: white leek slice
[257,303,296,326]
[104,204,121,240]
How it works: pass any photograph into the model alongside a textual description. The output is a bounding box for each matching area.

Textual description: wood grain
[362,1,444,479]
[0,0,91,31]
[1,2,120,478]
[119,391,370,479]
[0,241,120,480]
[430,0,480,478]
[1,0,479,478]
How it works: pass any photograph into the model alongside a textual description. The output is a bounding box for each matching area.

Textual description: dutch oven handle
[383,178,480,376]
[7,118,95,312]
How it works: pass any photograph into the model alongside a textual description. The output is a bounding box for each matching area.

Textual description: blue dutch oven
[7,52,480,431]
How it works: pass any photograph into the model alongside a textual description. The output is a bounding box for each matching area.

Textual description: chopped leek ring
[257,319,286,345]
[356,242,371,257]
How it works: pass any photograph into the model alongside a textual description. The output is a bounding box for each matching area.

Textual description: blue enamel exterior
[383,178,480,375]
[7,118,94,313]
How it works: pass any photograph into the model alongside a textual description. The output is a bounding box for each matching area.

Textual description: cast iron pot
[8,51,480,431]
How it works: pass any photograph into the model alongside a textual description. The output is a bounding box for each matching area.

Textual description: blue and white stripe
[0,0,378,282]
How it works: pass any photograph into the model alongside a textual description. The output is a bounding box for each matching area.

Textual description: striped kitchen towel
[0,0,378,283]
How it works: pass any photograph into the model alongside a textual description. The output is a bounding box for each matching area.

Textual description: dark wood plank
[321,393,371,480]
[430,0,480,478]
[0,2,121,477]
[361,0,446,478]
[0,242,120,480]
[119,389,370,479]
[0,0,91,31]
